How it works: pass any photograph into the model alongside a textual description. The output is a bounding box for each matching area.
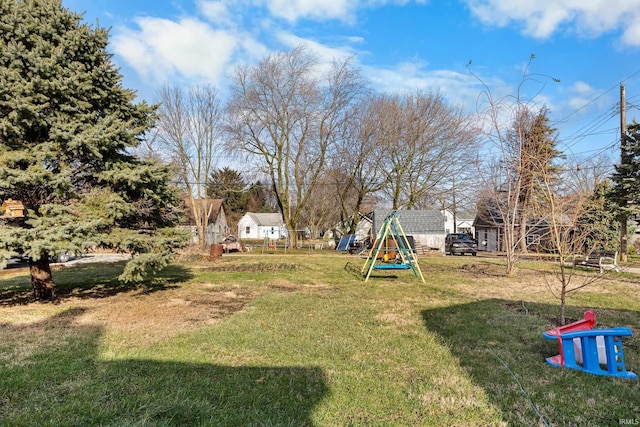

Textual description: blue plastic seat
[544,327,637,379]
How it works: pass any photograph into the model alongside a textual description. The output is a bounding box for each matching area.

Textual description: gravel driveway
[63,252,132,265]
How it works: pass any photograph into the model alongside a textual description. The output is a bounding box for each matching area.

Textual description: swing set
[361,211,425,283]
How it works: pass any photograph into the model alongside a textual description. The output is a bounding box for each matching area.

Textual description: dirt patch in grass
[204,261,303,273]
[460,263,506,276]
[267,280,301,292]
[2,255,329,363]
[77,284,259,344]
[0,258,329,356]
[1,282,262,353]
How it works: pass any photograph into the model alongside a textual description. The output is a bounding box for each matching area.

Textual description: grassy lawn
[1,252,639,426]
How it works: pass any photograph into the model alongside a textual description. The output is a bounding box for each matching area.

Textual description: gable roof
[455,209,477,221]
[182,198,225,223]
[372,209,445,234]
[473,202,572,228]
[245,212,284,227]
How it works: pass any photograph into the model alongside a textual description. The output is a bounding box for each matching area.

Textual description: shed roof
[373,209,445,234]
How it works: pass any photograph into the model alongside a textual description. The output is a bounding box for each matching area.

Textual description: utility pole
[452,175,457,233]
[620,83,628,262]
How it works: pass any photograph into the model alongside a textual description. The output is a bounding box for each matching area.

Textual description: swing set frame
[361,211,425,283]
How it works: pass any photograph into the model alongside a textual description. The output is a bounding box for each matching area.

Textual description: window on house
[526,234,540,245]
[245,226,250,235]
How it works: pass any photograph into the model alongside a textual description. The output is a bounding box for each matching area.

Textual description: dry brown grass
[1,273,262,361]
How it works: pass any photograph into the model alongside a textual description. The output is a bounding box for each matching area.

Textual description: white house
[238,213,287,240]
[443,209,476,236]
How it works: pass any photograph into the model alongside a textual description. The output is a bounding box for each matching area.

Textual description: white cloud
[111,17,238,85]
[105,0,442,95]
[197,1,232,26]
[464,0,640,46]
[275,31,356,62]
[261,0,429,24]
[621,20,640,47]
[563,81,611,112]
[264,0,356,22]
[364,62,486,109]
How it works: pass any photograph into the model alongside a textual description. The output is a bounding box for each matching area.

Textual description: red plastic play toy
[542,310,596,366]
[542,310,637,379]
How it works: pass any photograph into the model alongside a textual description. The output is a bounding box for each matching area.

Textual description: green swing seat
[372,263,411,270]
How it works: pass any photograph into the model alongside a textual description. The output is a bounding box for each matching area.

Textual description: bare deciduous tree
[156,84,223,249]
[225,46,367,245]
[564,155,612,196]
[470,56,560,275]
[536,159,613,324]
[376,91,480,209]
[327,94,388,234]
[299,173,342,240]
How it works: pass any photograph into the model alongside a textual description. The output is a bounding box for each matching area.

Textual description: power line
[548,70,640,166]
[553,68,640,125]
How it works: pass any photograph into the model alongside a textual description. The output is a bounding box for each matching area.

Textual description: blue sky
[61,0,640,166]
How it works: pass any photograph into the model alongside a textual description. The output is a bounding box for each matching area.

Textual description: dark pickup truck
[445,233,477,256]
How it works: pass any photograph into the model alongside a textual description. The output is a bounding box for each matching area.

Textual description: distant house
[443,209,476,235]
[237,212,286,240]
[326,213,373,245]
[372,209,446,252]
[181,198,230,245]
[473,212,502,252]
[473,200,571,252]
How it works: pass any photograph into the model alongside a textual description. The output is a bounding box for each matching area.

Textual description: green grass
[0,253,639,426]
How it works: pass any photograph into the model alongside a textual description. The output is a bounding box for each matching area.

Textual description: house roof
[245,212,284,227]
[473,205,572,228]
[182,198,225,223]
[456,209,477,221]
[473,198,504,227]
[373,209,445,234]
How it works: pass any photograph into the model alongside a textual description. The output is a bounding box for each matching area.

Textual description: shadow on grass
[0,262,193,306]
[0,308,328,426]
[422,299,640,426]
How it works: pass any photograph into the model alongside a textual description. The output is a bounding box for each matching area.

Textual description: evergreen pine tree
[611,121,640,257]
[206,167,251,226]
[612,122,640,207]
[0,0,187,299]
[578,180,620,250]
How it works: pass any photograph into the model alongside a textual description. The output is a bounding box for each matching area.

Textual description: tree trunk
[30,254,55,300]
[620,212,628,263]
[519,214,528,253]
[559,291,566,326]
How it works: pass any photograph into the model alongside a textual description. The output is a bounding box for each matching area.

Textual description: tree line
[152,47,482,248]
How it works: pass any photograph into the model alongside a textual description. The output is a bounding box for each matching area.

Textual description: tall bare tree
[156,85,223,249]
[470,56,560,275]
[225,46,367,245]
[327,94,388,234]
[299,173,342,240]
[564,155,612,196]
[535,158,619,324]
[376,91,480,209]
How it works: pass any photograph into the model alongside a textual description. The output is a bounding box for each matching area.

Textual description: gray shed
[372,209,446,252]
